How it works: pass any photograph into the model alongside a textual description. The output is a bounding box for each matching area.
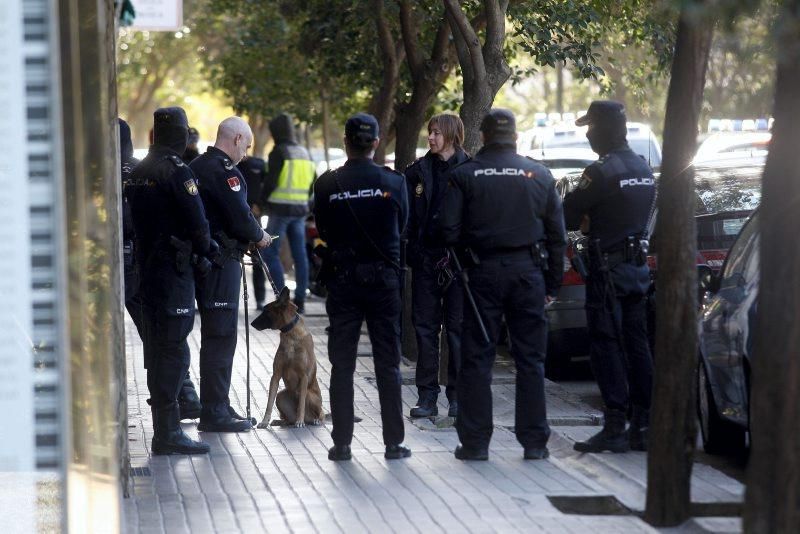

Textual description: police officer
[440,109,567,461]
[119,118,143,337]
[182,127,200,163]
[313,113,410,462]
[126,107,212,455]
[564,101,655,453]
[190,117,272,433]
[237,153,268,309]
[260,113,316,314]
[405,114,469,419]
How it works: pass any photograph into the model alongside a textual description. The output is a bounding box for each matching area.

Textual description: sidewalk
[123,283,743,533]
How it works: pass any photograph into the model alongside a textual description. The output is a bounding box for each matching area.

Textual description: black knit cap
[480,108,516,145]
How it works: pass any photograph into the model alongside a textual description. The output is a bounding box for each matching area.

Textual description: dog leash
[246,247,281,297]
[239,256,257,427]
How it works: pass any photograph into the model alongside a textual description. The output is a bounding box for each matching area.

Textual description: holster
[169,236,192,274]
[211,231,247,267]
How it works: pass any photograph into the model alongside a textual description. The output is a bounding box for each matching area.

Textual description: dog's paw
[256,421,271,430]
[311,419,322,426]
[294,421,306,428]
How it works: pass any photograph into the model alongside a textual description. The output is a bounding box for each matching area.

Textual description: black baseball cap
[345,113,379,143]
[575,100,626,127]
[480,108,516,144]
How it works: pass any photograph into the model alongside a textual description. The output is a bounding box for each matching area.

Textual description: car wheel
[697,360,746,455]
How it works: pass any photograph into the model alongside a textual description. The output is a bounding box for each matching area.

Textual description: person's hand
[545,295,556,306]
[255,231,272,249]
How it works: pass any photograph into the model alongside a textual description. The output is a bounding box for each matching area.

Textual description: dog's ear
[278,286,290,305]
[251,309,273,331]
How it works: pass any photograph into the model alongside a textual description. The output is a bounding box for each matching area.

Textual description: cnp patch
[227,176,241,192]
[578,172,593,190]
[415,183,424,197]
[183,179,198,196]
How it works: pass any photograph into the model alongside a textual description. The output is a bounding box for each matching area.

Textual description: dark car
[545,158,763,377]
[697,209,759,454]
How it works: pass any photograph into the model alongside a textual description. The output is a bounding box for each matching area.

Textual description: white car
[523,147,597,179]
[518,122,662,168]
[693,132,771,165]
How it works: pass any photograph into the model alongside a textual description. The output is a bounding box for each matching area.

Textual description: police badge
[415,183,423,197]
[183,179,198,196]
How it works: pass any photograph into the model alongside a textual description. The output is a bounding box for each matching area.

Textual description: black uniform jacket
[562,146,655,252]
[313,157,409,265]
[404,148,470,266]
[190,146,265,309]
[439,143,567,296]
[126,147,211,314]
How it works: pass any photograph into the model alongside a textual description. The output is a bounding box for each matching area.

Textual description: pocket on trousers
[198,259,241,309]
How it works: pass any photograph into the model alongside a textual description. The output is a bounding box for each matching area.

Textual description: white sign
[0,0,35,473]
[130,0,184,31]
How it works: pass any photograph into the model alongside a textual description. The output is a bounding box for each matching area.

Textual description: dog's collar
[279,314,301,333]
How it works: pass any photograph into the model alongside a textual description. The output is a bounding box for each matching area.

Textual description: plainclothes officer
[237,154,269,309]
[440,108,567,461]
[126,107,212,455]
[564,101,655,453]
[405,114,469,419]
[260,113,317,314]
[313,112,411,462]
[119,118,143,337]
[190,117,271,433]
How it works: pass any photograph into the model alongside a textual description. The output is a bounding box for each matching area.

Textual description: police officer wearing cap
[119,118,144,337]
[190,117,272,433]
[126,107,213,455]
[313,112,411,462]
[564,100,655,453]
[440,108,567,461]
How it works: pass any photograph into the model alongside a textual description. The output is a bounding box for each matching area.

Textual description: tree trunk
[444,0,512,156]
[744,1,800,531]
[368,0,403,165]
[644,3,714,526]
[321,89,330,167]
[556,62,564,114]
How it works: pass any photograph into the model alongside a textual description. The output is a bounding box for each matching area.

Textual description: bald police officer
[313,113,411,462]
[127,107,212,455]
[190,117,271,433]
[440,109,567,461]
[564,101,655,453]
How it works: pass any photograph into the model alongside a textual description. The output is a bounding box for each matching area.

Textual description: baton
[448,247,490,345]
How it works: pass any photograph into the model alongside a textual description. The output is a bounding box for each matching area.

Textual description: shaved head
[214,116,253,164]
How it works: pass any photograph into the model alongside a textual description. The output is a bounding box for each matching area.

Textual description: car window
[721,212,759,288]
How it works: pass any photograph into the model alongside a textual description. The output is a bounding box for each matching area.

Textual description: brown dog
[251,287,324,428]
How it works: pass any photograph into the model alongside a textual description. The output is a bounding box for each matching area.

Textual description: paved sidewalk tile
[123,286,733,533]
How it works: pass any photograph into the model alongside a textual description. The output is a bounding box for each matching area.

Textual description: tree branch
[483,0,508,70]
[399,0,424,79]
[443,0,486,86]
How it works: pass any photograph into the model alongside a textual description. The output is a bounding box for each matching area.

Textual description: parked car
[696,209,759,454]
[525,147,597,179]
[544,159,763,377]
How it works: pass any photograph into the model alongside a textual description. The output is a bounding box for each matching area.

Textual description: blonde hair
[428,113,464,149]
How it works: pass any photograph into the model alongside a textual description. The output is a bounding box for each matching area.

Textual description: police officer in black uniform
[126,107,212,455]
[405,113,470,419]
[237,153,268,308]
[190,117,272,433]
[564,101,655,453]
[313,113,411,462]
[440,109,567,461]
[119,118,144,337]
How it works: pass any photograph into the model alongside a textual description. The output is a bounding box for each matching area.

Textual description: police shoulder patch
[184,178,199,195]
[226,176,241,191]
